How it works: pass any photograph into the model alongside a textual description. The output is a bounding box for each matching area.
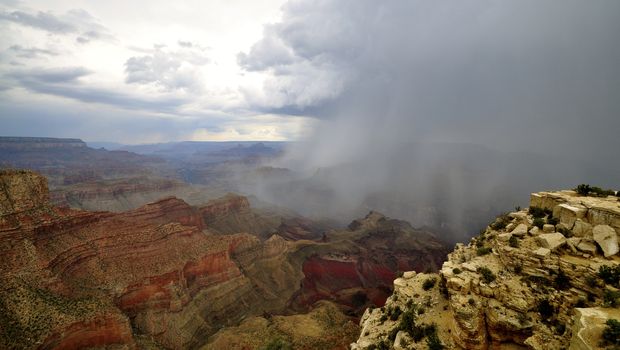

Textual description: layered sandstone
[1,170,451,349]
[353,190,620,350]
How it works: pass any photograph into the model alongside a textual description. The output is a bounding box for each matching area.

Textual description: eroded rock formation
[353,189,620,350]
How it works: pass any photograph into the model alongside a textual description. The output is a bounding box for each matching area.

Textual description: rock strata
[353,189,620,350]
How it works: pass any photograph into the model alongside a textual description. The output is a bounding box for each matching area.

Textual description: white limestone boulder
[592,225,619,257]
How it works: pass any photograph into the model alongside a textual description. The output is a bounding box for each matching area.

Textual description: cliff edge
[353,188,620,350]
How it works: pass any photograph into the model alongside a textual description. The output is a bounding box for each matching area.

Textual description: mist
[238,1,620,242]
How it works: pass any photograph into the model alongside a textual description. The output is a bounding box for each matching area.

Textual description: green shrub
[599,265,620,287]
[389,305,402,321]
[514,264,523,274]
[508,235,519,248]
[478,267,496,284]
[453,268,462,274]
[426,331,445,350]
[477,247,492,256]
[576,184,591,196]
[604,290,620,308]
[537,299,554,320]
[553,270,571,290]
[490,213,510,230]
[533,218,545,229]
[602,319,620,345]
[547,217,559,226]
[423,277,437,291]
[528,206,547,218]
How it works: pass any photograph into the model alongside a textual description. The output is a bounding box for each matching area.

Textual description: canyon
[0,169,448,349]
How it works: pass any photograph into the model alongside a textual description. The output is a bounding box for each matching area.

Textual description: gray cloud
[8,66,186,112]
[8,45,58,59]
[0,9,75,32]
[0,8,113,43]
[239,0,620,240]
[125,44,209,92]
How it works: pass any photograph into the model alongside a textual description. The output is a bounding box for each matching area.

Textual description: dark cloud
[125,46,209,92]
[8,45,58,59]
[239,0,620,239]
[241,0,620,158]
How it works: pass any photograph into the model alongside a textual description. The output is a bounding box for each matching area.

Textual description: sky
[0,0,619,155]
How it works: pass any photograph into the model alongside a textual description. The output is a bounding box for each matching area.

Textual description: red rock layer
[199,193,250,222]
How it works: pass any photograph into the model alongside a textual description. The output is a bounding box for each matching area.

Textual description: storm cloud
[238,0,620,239]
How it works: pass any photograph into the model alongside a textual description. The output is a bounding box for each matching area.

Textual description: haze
[2,0,619,240]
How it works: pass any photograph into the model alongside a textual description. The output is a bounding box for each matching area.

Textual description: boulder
[529,227,541,236]
[555,203,587,228]
[543,224,555,233]
[511,223,528,237]
[573,220,593,237]
[498,232,512,242]
[533,247,551,258]
[592,225,619,257]
[536,232,566,251]
[576,241,597,255]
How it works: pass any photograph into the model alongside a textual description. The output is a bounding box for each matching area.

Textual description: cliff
[0,169,451,349]
[353,189,620,350]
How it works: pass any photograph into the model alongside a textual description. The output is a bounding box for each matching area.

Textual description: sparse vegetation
[426,330,445,350]
[537,299,554,320]
[575,184,616,197]
[547,216,559,226]
[602,319,620,346]
[599,265,620,287]
[453,268,462,274]
[509,235,519,248]
[553,269,571,290]
[603,290,620,308]
[490,212,510,230]
[423,277,437,291]
[477,247,492,256]
[478,267,496,284]
[528,206,547,218]
[533,218,545,229]
[514,264,523,274]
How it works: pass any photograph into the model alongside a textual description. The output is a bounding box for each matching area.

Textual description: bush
[547,217,559,226]
[514,264,523,274]
[604,290,620,308]
[423,277,437,291]
[575,184,616,197]
[509,235,519,248]
[602,319,620,346]
[426,331,445,350]
[553,269,571,290]
[537,299,554,320]
[453,268,462,274]
[533,218,545,229]
[490,213,510,230]
[528,206,547,218]
[576,184,591,196]
[478,267,496,284]
[389,305,402,321]
[477,247,492,256]
[599,265,620,287]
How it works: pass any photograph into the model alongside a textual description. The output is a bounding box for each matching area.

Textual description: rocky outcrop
[198,193,281,239]
[353,189,620,350]
[0,169,49,214]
